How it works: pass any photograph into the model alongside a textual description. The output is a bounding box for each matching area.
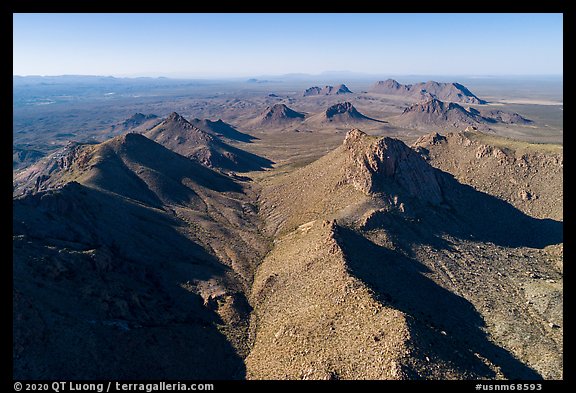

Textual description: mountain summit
[393,98,531,131]
[258,104,305,123]
[370,79,485,104]
[303,84,353,96]
[145,112,272,171]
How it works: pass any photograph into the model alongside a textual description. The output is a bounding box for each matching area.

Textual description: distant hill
[303,84,353,97]
[393,98,531,131]
[189,118,257,142]
[394,98,485,130]
[95,113,161,141]
[250,104,306,127]
[369,79,486,104]
[304,102,383,127]
[477,109,532,125]
[145,112,273,171]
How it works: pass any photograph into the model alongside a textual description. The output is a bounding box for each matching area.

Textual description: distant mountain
[145,112,272,172]
[477,109,532,125]
[251,104,306,127]
[394,98,484,130]
[303,102,383,128]
[370,79,486,104]
[393,98,531,131]
[303,84,353,97]
[119,113,158,128]
[189,118,257,142]
[87,113,162,141]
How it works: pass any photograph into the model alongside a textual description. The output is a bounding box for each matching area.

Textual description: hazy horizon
[12,72,564,79]
[13,13,562,78]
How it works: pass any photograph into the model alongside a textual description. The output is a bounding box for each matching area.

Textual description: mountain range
[369,79,486,104]
[303,84,353,97]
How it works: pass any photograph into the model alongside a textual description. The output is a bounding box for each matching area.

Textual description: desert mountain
[254,129,561,379]
[304,102,382,127]
[370,79,486,104]
[188,118,256,143]
[250,104,306,127]
[392,98,531,131]
[393,98,485,130]
[119,112,159,129]
[303,84,353,96]
[477,109,533,124]
[89,113,162,142]
[13,132,269,378]
[145,112,272,171]
[13,127,561,379]
[106,113,161,135]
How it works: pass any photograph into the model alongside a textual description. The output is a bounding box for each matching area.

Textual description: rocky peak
[165,112,189,124]
[378,79,402,89]
[343,130,444,206]
[404,98,468,115]
[343,128,368,146]
[261,103,304,121]
[334,84,353,94]
[326,102,358,118]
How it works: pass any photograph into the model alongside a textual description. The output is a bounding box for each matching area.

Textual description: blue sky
[13,13,563,77]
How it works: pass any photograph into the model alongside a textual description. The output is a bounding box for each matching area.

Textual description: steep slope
[189,118,256,143]
[370,79,485,104]
[303,84,353,96]
[255,129,562,379]
[13,133,269,378]
[145,112,272,171]
[248,219,442,379]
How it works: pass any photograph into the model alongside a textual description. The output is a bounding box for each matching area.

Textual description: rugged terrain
[254,129,562,379]
[391,98,532,131]
[13,133,269,378]
[370,79,486,104]
[13,76,563,380]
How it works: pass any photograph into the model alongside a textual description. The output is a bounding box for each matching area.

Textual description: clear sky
[13,13,563,77]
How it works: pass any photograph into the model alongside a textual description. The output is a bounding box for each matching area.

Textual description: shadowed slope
[13,182,247,379]
[255,128,561,379]
[14,132,241,205]
[13,131,271,379]
[303,102,385,128]
[146,112,273,172]
[189,118,257,143]
[337,226,541,379]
